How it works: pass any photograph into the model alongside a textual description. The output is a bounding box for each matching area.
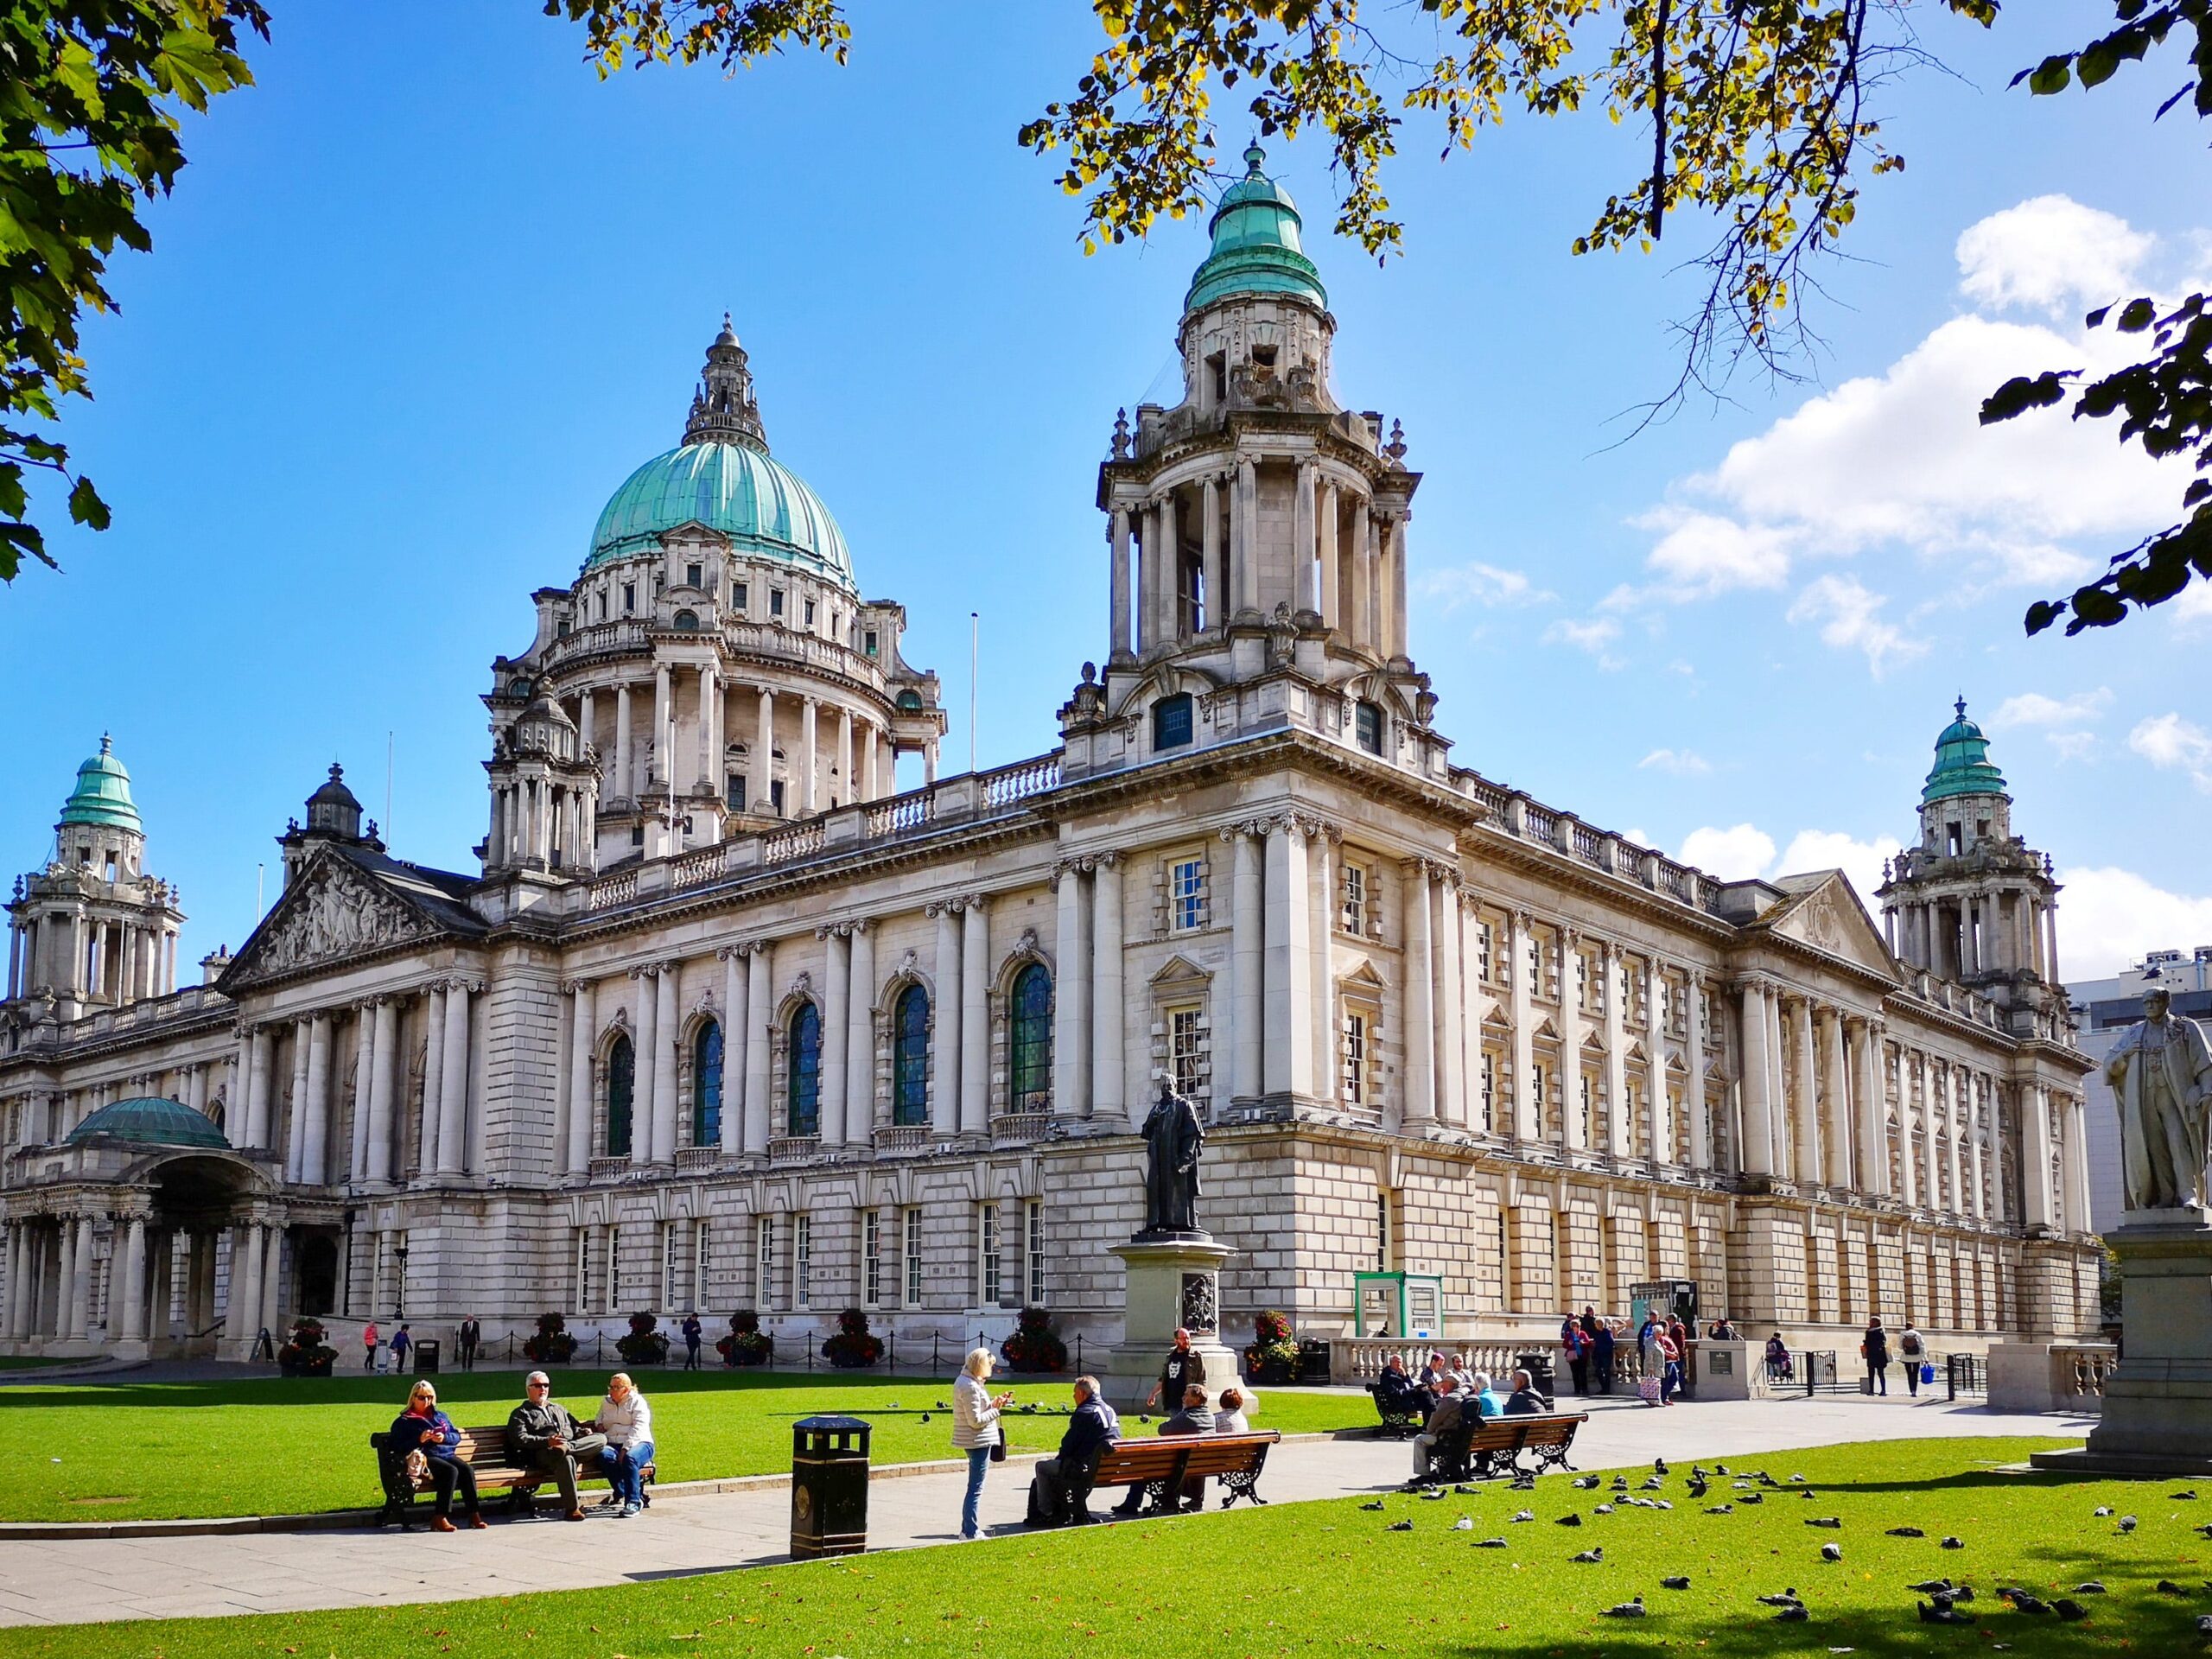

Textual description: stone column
[652,965,680,1163]
[1850,1016,1886,1195]
[1158,489,1181,642]
[1309,830,1337,1104]
[52,1219,77,1340]
[1509,912,1537,1141]
[301,1014,333,1187]
[744,944,773,1154]
[932,905,963,1135]
[348,1008,374,1180]
[1987,1076,2009,1222]
[1090,860,1126,1122]
[1782,995,1815,1184]
[2020,1083,2054,1229]
[244,1026,272,1150]
[1227,829,1262,1104]
[1602,944,1629,1159]
[1318,478,1339,626]
[860,721,878,801]
[720,950,746,1157]
[799,696,819,815]
[696,664,715,790]
[1889,1044,1916,1207]
[1385,515,1409,659]
[435,981,471,1176]
[1051,865,1090,1119]
[1962,1077,1986,1220]
[753,688,774,813]
[1109,506,1132,657]
[1432,869,1465,1126]
[820,929,849,1145]
[1235,457,1259,613]
[1942,1064,1966,1216]
[1819,1005,1852,1188]
[118,1215,147,1344]
[1263,822,1313,1100]
[1294,459,1318,611]
[1402,859,1436,1123]
[1739,980,1775,1175]
[67,1215,92,1341]
[2060,1095,2089,1231]
[960,899,989,1137]
[365,999,398,1185]
[1686,968,1710,1167]
[630,966,658,1166]
[1200,478,1223,632]
[613,682,633,798]
[561,982,594,1175]
[258,1223,284,1337]
[845,921,876,1137]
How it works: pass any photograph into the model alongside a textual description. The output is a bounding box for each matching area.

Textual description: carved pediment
[1769,873,1897,978]
[226,854,444,986]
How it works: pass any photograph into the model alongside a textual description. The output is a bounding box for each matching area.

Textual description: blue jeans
[962,1446,991,1537]
[600,1438,654,1505]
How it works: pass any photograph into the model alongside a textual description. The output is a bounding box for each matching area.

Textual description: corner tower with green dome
[484,320,944,875]
[6,736,186,1016]
[1877,697,2068,1038]
[1071,142,1442,787]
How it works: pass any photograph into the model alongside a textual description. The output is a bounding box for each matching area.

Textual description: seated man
[506,1371,605,1522]
[1412,1386,1465,1483]
[1469,1370,1506,1419]
[1374,1353,1425,1420]
[1503,1368,1548,1416]
[1115,1382,1213,1514]
[1027,1375,1116,1527]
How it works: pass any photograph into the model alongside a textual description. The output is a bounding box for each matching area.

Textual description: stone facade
[0,149,2101,1366]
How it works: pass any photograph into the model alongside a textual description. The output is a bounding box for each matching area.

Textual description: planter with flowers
[615,1312,671,1365]
[523,1312,578,1364]
[1000,1306,1069,1374]
[716,1311,773,1367]
[276,1318,337,1376]
[821,1307,883,1369]
[1243,1310,1300,1386]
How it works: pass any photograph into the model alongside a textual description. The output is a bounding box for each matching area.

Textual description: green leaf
[67,474,108,531]
[2025,55,2074,95]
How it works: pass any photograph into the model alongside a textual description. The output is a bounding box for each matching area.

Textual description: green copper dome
[58,735,142,833]
[584,318,856,593]
[1183,143,1328,315]
[67,1096,229,1150]
[1922,697,2008,804]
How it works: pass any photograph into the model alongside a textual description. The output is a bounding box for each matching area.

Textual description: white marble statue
[2106,986,2212,1214]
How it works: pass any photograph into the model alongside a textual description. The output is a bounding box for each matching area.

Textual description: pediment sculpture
[245,861,437,978]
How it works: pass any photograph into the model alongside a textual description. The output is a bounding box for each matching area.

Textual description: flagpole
[969,611,979,775]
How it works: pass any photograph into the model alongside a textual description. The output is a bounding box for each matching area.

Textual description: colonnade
[4,911,180,1004]
[0,1210,246,1349]
[14,1056,228,1145]
[1107,460,1408,659]
[1886,886,2059,984]
[489,774,594,870]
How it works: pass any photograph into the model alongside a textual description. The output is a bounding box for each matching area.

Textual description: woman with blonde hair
[952,1346,1014,1541]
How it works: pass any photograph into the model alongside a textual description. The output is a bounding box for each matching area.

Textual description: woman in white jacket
[594,1372,655,1517]
[952,1347,1014,1541]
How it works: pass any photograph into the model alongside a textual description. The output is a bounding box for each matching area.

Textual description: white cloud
[1618,509,1794,602]
[1773,830,1905,909]
[1678,823,1777,880]
[2128,711,2212,791]
[2169,581,2212,631]
[2052,866,2212,979]
[1787,574,1926,675]
[1417,561,1554,610]
[1991,688,2113,728]
[1543,616,1624,670]
[1638,747,1712,777]
[2049,730,2098,763]
[1956,195,2155,317]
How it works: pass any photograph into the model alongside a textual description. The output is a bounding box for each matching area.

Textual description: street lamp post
[394,1243,410,1320]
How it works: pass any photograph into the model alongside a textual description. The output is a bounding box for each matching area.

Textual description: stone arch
[992,938,1055,1117]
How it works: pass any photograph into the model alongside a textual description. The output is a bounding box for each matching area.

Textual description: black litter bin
[414,1340,440,1375]
[791,1414,871,1558]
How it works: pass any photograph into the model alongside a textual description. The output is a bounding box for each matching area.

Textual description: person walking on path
[1143,1327,1206,1410]
[1560,1312,1590,1395]
[951,1347,1014,1541]
[1897,1323,1926,1397]
[1592,1320,1617,1394]
[457,1317,480,1371]
[681,1313,704,1371]
[361,1320,379,1371]
[391,1324,411,1371]
[391,1380,486,1532]
[1860,1318,1891,1395]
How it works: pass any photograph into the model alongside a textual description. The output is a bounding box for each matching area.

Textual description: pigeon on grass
[1820,1544,1842,1563]
[1569,1548,1605,1563]
[1660,1575,1691,1590]
[1385,1519,1414,1532]
[2051,1599,2089,1622]
[1885,1526,1925,1538]
[1919,1599,1971,1625]
[1601,1597,1646,1618]
[1755,1589,1803,1607]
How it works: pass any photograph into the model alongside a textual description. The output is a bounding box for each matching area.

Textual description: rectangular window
[662,1222,677,1306]
[695,1222,711,1304]
[1344,1011,1367,1105]
[597,591,608,621]
[728,773,747,811]
[1528,932,1543,993]
[1342,863,1367,934]
[1579,1075,1593,1145]
[979,1203,1001,1306]
[1355,700,1383,755]
[863,629,879,657]
[621,582,636,615]
[1170,857,1205,932]
[1151,693,1193,750]
[862,1209,882,1307]
[575,1229,590,1312]
[793,1213,811,1309]
[734,581,748,611]
[1531,1063,1547,1124]
[756,1215,775,1309]
[1480,1052,1495,1131]
[606,1227,620,1315]
[1026,1200,1045,1307]
[903,1208,923,1307]
[1575,952,1589,1011]
[1476,921,1492,982]
[1376,1189,1392,1272]
[770,779,785,815]
[686,562,703,590]
[770,588,785,618]
[1168,1005,1204,1098]
[804,598,817,626]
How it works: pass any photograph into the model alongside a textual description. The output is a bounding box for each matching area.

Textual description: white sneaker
[620,1502,642,1517]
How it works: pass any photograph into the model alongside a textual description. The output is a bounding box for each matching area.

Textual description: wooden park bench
[1084,1430,1282,1516]
[369,1423,656,1527]
[1367,1382,1427,1438]
[1420,1411,1589,1484]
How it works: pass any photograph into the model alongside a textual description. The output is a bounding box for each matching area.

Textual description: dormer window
[1152,693,1193,752]
[674,609,699,632]
[804,599,817,626]
[622,583,636,616]
[733,581,747,610]
[686,562,703,590]
[1356,701,1384,756]
[864,629,879,657]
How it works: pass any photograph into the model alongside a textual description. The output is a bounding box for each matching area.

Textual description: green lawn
[10,1436,2206,1658]
[0,1367,1369,1522]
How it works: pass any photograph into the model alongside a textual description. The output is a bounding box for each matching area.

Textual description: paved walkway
[0,1395,2093,1628]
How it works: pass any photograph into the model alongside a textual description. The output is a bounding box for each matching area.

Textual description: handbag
[1921,1362,1936,1385]
[1637,1376,1663,1406]
[989,1439,1007,1462]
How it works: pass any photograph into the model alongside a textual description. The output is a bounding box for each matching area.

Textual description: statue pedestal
[1100,1236,1239,1412]
[2032,1213,2212,1477]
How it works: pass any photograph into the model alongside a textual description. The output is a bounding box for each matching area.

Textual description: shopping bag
[1637,1376,1662,1406]
[1921,1362,1936,1385]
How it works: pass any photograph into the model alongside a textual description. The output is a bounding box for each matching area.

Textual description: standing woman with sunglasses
[392,1380,486,1531]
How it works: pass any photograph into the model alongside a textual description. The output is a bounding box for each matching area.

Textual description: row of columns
[490,774,593,871]
[1106,461,1407,659]
[1887,888,2059,983]
[585,675,899,816]
[12,1058,227,1146]
[0,1214,248,1349]
[8,913,181,1005]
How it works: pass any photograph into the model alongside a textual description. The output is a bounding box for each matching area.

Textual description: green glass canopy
[67,1096,229,1150]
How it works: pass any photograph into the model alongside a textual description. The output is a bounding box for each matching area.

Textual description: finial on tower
[684,315,768,451]
[1243,139,1267,175]
[99,733,111,755]
[1955,693,1967,721]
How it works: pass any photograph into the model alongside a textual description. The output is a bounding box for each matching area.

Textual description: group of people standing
[1559,1306,1696,1405]
[385,1371,656,1530]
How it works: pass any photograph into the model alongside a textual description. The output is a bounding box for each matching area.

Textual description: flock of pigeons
[1357,1455,2212,1636]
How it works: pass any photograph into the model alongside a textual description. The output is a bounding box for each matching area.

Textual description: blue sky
[3,1,2206,979]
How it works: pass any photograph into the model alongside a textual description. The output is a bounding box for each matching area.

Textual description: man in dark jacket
[1029,1376,1116,1527]
[457,1317,480,1371]
[680,1313,704,1371]
[506,1371,601,1521]
[1413,1388,1466,1483]
[1144,1327,1206,1409]
[1503,1369,1548,1416]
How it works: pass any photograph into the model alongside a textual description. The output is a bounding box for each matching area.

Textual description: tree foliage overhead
[0,1,264,582]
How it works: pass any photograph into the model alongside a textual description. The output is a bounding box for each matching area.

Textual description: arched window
[692,1019,723,1148]
[606,1033,634,1158]
[893,985,930,1127]
[787,1004,822,1137]
[1010,963,1052,1111]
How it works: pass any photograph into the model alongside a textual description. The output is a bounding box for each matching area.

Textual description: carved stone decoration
[1179,1271,1218,1334]
[237,856,437,981]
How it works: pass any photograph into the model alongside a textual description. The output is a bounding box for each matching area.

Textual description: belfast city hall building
[0,148,2100,1370]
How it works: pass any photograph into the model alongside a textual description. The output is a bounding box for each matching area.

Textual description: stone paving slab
[0,1395,2094,1628]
